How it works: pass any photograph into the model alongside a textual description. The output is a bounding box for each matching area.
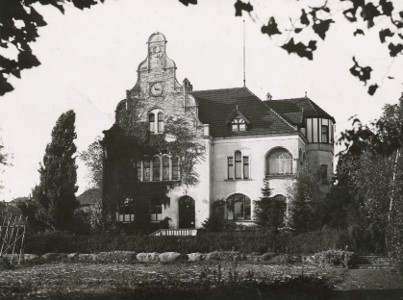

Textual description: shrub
[72,209,91,235]
[312,250,356,268]
[24,229,352,255]
[0,256,14,270]
[201,200,225,232]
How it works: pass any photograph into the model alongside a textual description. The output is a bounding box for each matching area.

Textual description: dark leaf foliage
[300,9,310,26]
[379,28,394,43]
[281,38,317,60]
[353,29,364,36]
[0,0,103,96]
[349,57,372,85]
[178,0,197,6]
[33,110,79,231]
[388,43,403,57]
[234,0,253,17]
[379,0,394,16]
[360,2,381,28]
[261,17,281,37]
[312,19,334,40]
[368,84,378,96]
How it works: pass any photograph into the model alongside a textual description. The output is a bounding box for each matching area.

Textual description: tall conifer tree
[37,110,78,230]
[254,178,286,233]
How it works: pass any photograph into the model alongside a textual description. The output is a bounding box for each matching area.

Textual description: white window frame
[148,109,164,134]
[231,116,247,132]
[227,151,250,180]
[135,155,180,182]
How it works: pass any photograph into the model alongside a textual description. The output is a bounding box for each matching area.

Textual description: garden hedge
[24,229,349,255]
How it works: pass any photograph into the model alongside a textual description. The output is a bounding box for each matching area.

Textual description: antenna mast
[243,20,246,87]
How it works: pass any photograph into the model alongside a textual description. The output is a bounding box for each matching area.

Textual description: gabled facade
[102,32,335,229]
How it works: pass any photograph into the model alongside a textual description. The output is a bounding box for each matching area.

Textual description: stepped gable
[264,97,335,126]
[191,87,296,138]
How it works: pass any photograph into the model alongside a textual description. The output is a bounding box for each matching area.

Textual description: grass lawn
[0,262,344,299]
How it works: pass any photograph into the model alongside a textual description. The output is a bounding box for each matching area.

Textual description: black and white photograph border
[0,0,403,299]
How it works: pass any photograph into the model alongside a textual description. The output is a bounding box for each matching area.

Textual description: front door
[178,196,195,229]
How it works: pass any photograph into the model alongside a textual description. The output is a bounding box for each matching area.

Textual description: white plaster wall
[210,133,302,220]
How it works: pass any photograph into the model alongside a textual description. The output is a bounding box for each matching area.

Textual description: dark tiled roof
[191,87,296,138]
[264,97,335,125]
[77,188,101,206]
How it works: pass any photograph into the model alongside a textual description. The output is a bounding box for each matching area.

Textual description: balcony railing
[150,229,197,237]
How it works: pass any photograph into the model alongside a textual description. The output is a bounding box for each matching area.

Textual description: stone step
[356,263,392,269]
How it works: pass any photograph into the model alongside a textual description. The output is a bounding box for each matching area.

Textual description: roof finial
[266,92,272,101]
[305,91,308,98]
[236,104,239,110]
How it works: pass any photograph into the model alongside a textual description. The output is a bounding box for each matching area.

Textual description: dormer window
[148,109,164,133]
[227,108,250,132]
[231,116,246,132]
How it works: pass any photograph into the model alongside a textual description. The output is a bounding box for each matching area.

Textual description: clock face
[150,82,163,96]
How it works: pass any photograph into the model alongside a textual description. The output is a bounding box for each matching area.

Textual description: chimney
[266,92,272,101]
[183,78,193,93]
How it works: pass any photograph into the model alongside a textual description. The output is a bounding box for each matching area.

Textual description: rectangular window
[321,125,329,143]
[234,201,244,220]
[239,124,246,131]
[136,161,142,181]
[162,156,170,181]
[172,157,179,180]
[152,157,160,181]
[149,113,155,133]
[227,156,234,179]
[150,205,162,221]
[243,156,249,179]
[118,199,135,222]
[157,113,164,133]
[320,164,328,183]
[226,204,234,220]
[235,152,242,179]
[143,160,151,181]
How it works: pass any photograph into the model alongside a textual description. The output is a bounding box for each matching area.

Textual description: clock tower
[127,32,182,99]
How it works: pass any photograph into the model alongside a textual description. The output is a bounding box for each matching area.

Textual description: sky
[0,0,402,201]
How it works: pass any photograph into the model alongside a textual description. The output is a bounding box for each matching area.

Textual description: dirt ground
[0,263,402,299]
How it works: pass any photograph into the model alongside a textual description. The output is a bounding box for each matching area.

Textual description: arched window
[162,156,170,181]
[225,194,251,220]
[143,160,151,181]
[172,157,179,180]
[148,109,164,133]
[149,113,155,133]
[152,157,161,181]
[157,112,164,133]
[266,148,292,175]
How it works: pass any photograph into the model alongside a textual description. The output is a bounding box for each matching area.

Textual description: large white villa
[102,32,335,229]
